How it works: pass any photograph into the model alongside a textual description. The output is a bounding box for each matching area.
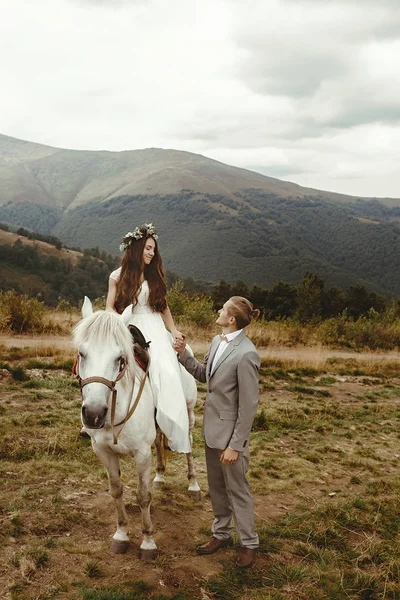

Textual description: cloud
[69,0,144,5]
[0,0,399,197]
[232,1,400,110]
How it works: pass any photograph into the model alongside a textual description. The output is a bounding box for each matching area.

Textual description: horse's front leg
[153,426,166,486]
[92,443,130,554]
[135,446,158,560]
[186,401,201,500]
[185,451,201,499]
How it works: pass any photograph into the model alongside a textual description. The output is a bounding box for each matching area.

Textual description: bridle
[75,354,150,444]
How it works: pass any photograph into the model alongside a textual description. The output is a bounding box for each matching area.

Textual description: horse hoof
[188,490,201,501]
[139,547,158,561]
[153,479,165,488]
[111,539,130,554]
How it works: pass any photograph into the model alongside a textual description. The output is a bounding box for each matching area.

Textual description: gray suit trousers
[205,444,259,549]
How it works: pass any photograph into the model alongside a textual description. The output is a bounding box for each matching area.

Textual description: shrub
[317,310,348,345]
[56,297,73,313]
[92,296,106,310]
[246,318,273,346]
[345,317,400,350]
[167,281,215,327]
[0,301,10,331]
[183,294,215,327]
[0,290,46,333]
[315,311,400,350]
[166,280,186,317]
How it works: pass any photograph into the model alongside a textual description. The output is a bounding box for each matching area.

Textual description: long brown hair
[115,228,167,314]
[227,296,260,329]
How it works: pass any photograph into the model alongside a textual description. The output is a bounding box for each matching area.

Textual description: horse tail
[161,433,173,464]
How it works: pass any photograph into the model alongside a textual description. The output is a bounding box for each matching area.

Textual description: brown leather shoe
[235,548,257,568]
[196,536,233,555]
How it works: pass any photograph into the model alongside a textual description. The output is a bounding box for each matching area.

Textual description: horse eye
[79,351,86,359]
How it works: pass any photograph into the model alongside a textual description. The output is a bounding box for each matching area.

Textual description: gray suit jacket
[179,331,260,451]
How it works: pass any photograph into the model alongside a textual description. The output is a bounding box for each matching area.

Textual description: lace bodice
[109,269,152,315]
[133,281,153,314]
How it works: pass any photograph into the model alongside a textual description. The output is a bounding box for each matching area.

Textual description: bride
[106,223,190,453]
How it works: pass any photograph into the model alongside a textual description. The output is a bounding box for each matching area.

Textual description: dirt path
[258,345,400,362]
[0,334,73,350]
[1,334,400,362]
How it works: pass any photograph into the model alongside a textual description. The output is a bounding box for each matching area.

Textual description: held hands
[171,324,185,355]
[220,447,239,464]
[173,334,186,355]
[172,329,185,342]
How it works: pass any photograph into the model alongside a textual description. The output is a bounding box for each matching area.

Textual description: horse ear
[121,304,133,326]
[82,296,93,318]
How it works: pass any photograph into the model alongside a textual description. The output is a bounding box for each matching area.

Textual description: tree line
[210,273,390,322]
[0,234,396,323]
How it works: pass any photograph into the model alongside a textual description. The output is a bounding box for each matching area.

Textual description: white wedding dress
[110,268,190,453]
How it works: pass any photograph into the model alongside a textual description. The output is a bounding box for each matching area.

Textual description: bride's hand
[172,329,184,342]
[173,337,186,355]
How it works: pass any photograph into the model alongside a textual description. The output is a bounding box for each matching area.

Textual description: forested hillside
[0,201,61,234]
[52,191,400,295]
[0,221,397,334]
[0,228,118,305]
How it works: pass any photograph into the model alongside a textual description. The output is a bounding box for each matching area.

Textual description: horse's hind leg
[135,447,158,560]
[94,446,130,553]
[153,426,166,486]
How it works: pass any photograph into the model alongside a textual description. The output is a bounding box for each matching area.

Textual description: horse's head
[73,298,135,429]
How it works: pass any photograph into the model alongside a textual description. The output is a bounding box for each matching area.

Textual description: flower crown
[119,223,158,251]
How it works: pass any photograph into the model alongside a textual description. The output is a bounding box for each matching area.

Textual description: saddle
[128,325,151,372]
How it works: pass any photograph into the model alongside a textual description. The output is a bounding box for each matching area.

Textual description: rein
[76,356,151,444]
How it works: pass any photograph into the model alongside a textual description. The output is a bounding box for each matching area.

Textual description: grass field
[0,341,400,600]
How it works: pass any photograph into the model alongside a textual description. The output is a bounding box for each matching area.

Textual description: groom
[173,296,260,568]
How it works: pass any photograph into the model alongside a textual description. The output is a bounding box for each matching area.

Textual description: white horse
[73,298,200,558]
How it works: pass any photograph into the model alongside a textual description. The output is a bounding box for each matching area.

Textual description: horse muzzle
[82,405,108,429]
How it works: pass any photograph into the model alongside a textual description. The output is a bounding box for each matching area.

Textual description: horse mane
[73,310,136,380]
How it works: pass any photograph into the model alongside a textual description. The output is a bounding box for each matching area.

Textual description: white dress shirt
[211,329,243,375]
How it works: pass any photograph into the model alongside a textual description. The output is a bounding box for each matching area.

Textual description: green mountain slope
[2,133,400,296]
[1,133,394,210]
[52,191,400,295]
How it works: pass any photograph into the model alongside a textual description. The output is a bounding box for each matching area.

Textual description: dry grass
[0,343,75,363]
[5,300,400,355]
[260,352,400,378]
[0,296,80,336]
[43,309,80,334]
[1,341,400,599]
[245,319,312,347]
[0,229,82,263]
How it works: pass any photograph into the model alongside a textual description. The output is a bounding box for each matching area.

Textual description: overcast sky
[1,0,399,197]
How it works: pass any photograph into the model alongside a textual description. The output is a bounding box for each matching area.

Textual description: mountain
[1,133,400,295]
[2,133,397,210]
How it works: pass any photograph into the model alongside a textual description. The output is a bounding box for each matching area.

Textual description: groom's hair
[228,297,260,329]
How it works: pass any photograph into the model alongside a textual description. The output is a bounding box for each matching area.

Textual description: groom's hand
[220,447,239,464]
[173,337,186,355]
